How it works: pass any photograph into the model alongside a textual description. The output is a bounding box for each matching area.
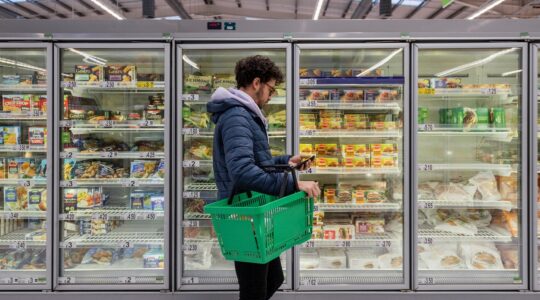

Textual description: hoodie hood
[207,87,268,127]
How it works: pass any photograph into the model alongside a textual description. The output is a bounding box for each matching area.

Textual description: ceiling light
[357,48,403,77]
[313,0,325,20]
[91,0,126,20]
[467,0,505,20]
[435,48,518,77]
[68,48,108,66]
[182,55,199,70]
[0,57,46,73]
[501,69,522,76]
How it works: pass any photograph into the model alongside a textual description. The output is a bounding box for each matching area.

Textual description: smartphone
[295,155,315,170]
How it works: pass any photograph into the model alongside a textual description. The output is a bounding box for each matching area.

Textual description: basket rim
[204,190,307,215]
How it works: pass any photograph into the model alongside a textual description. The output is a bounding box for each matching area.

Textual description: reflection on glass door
[414,44,526,289]
[0,45,51,289]
[535,44,540,290]
[55,44,169,289]
[178,45,290,289]
[295,45,408,290]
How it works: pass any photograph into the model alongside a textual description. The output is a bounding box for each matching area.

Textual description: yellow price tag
[418,88,435,95]
[137,81,154,88]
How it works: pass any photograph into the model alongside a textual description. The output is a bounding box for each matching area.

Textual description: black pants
[235,257,284,300]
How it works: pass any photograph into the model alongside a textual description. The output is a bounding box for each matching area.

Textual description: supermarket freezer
[53,43,171,290]
[293,44,410,290]
[412,43,528,290]
[176,43,293,290]
[0,43,52,290]
[533,43,540,291]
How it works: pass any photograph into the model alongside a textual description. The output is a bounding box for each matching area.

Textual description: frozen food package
[28,127,46,145]
[312,225,324,239]
[301,89,331,101]
[419,249,464,270]
[323,185,336,204]
[184,74,212,94]
[316,157,340,168]
[2,126,21,145]
[343,157,370,168]
[213,75,236,90]
[315,144,338,156]
[339,90,364,102]
[4,187,18,211]
[184,241,212,270]
[341,144,369,157]
[423,209,453,227]
[300,249,320,270]
[435,217,478,236]
[355,218,385,235]
[459,209,492,228]
[469,171,501,201]
[319,249,346,269]
[2,94,31,113]
[323,225,355,240]
[434,183,474,201]
[490,210,519,237]
[496,175,518,204]
[337,183,353,203]
[143,250,164,269]
[418,183,436,200]
[347,250,379,270]
[459,243,504,270]
[81,248,118,265]
[104,65,136,82]
[497,245,519,269]
[378,252,403,270]
[75,65,102,82]
[377,89,400,102]
[385,214,403,234]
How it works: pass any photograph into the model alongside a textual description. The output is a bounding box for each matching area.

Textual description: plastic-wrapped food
[130,160,157,178]
[81,248,118,265]
[435,217,478,236]
[312,225,324,239]
[497,245,519,269]
[459,209,492,228]
[459,243,504,270]
[423,209,453,227]
[355,218,385,235]
[300,249,320,270]
[434,183,473,201]
[323,225,355,240]
[496,175,518,204]
[184,242,212,270]
[319,249,346,269]
[185,199,205,214]
[347,250,379,270]
[491,210,518,237]
[188,142,212,160]
[419,244,464,270]
[385,214,403,234]
[144,250,164,268]
[463,107,478,129]
[469,172,501,201]
[378,252,403,270]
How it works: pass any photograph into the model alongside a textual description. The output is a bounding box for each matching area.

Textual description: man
[207,55,320,300]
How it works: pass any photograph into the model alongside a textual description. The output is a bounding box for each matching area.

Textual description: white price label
[138,120,155,127]
[12,277,19,284]
[422,277,435,285]
[182,128,200,135]
[481,88,497,95]
[99,120,115,128]
[121,179,140,187]
[299,78,317,86]
[338,240,351,248]
[18,180,34,188]
[182,94,200,101]
[12,144,30,151]
[306,100,318,107]
[419,124,435,131]
[59,120,74,127]
[183,191,201,198]
[183,160,200,168]
[418,164,433,171]
[21,277,36,284]
[92,212,109,220]
[119,241,133,248]
[183,220,200,227]
[303,241,315,248]
[376,240,392,248]
[60,181,77,188]
[139,151,156,159]
[100,81,116,88]
[145,212,157,220]
[63,81,76,88]
[124,212,137,220]
[313,205,319,212]
[419,202,434,209]
[58,277,75,284]
[6,212,19,219]
[31,110,41,117]
[11,241,26,249]
[183,244,198,253]
[63,213,76,221]
[0,278,12,284]
[300,130,316,136]
[119,276,136,284]
[302,279,319,286]
[61,241,77,249]
[421,237,434,245]
[182,277,199,284]
[100,151,118,158]
[299,168,314,174]
[60,152,74,159]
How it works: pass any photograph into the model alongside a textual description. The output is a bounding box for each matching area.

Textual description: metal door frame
[293,43,410,291]
[53,42,170,291]
[412,42,529,291]
[531,43,539,291]
[175,42,293,291]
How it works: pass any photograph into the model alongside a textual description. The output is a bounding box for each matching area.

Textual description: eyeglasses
[263,82,277,96]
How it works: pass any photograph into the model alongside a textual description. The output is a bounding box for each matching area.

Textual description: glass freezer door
[535,44,540,291]
[414,44,526,289]
[0,44,51,289]
[178,45,291,290]
[55,44,169,289]
[295,45,409,290]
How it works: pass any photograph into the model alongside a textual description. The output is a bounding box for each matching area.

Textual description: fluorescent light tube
[313,0,325,20]
[182,55,199,70]
[0,57,46,73]
[467,0,505,20]
[91,0,125,20]
[435,48,518,77]
[501,69,522,76]
[68,48,108,66]
[357,48,403,77]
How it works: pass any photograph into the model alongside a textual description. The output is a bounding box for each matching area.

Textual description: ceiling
[0,0,538,20]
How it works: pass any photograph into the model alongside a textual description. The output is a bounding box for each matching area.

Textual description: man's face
[254,78,277,108]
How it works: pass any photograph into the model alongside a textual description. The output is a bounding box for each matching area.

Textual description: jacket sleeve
[221,111,295,196]
[272,155,291,165]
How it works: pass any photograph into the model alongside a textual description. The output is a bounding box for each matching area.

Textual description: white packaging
[319,249,346,269]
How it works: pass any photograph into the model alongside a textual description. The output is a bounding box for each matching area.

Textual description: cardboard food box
[28,127,46,145]
[105,65,136,82]
[75,65,102,82]
[2,95,31,113]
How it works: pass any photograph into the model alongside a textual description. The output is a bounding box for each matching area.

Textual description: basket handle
[227,164,300,205]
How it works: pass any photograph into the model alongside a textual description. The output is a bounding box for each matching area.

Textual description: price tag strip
[183,191,201,198]
[58,277,75,284]
[181,94,200,101]
[183,160,201,168]
[181,277,200,284]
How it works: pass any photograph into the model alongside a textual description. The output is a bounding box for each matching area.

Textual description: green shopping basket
[204,164,314,264]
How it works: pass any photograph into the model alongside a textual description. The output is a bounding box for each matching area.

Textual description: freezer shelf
[0,211,46,219]
[60,179,164,187]
[0,179,46,186]
[58,275,164,285]
[60,232,164,248]
[0,271,47,285]
[301,167,400,175]
[299,129,402,138]
[417,163,513,175]
[418,269,521,285]
[315,202,401,212]
[61,81,164,91]
[418,226,512,243]
[0,84,47,92]
[0,229,46,248]
[59,151,165,159]
[299,101,401,111]
[418,126,512,139]
[181,93,286,105]
[0,145,46,153]
[182,128,286,138]
[300,269,403,285]
[302,234,398,248]
[299,76,404,87]
[418,200,515,211]
[0,114,46,121]
[64,258,163,277]
[59,209,164,221]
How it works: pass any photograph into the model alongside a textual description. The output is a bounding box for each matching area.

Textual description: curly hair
[235,55,284,88]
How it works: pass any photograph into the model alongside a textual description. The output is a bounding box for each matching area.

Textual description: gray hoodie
[210,87,268,128]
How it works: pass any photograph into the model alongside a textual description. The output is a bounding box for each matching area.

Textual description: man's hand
[289,155,313,171]
[298,181,320,198]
